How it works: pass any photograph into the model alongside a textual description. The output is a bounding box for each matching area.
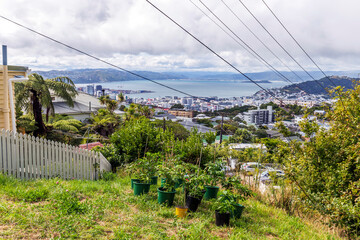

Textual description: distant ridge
[279,76,360,95]
[33,68,360,84]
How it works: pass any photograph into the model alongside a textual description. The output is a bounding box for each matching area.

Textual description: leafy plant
[212,191,236,214]
[204,160,225,186]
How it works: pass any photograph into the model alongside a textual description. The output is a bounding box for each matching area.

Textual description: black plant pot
[215,211,230,226]
[186,195,202,212]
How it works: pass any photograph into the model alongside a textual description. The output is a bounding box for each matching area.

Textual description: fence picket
[19,134,24,179]
[0,130,110,180]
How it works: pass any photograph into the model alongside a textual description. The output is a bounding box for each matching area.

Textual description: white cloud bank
[1,0,360,72]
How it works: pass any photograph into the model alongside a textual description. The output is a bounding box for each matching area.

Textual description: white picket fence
[0,129,112,180]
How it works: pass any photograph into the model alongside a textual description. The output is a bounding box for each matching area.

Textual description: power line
[237,0,327,91]
[0,14,272,113]
[189,0,289,84]
[260,0,338,88]
[195,0,308,93]
[145,0,281,102]
[220,0,305,82]
[0,15,197,99]
[258,0,353,116]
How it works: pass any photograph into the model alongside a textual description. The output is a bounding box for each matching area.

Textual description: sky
[1,0,360,73]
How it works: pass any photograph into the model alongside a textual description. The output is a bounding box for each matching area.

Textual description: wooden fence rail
[0,129,111,180]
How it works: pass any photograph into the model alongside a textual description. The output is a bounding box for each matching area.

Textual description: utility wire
[145,0,281,102]
[0,15,198,99]
[220,0,305,82]
[195,0,308,94]
[189,0,290,84]
[260,0,339,88]
[257,0,352,116]
[237,0,327,91]
[0,14,264,112]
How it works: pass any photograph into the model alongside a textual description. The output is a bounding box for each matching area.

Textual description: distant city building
[243,106,274,125]
[168,110,194,118]
[86,85,95,96]
[95,85,102,92]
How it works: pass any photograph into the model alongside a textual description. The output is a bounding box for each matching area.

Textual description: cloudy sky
[1,0,360,73]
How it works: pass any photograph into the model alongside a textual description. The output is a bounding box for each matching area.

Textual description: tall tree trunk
[46,107,50,123]
[31,90,46,137]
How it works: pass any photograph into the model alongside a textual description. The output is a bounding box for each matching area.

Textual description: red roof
[79,142,103,150]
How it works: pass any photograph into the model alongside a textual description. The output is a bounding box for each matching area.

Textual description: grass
[0,173,342,239]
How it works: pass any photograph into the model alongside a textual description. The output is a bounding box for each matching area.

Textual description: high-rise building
[86,85,95,96]
[243,106,274,125]
[95,85,102,92]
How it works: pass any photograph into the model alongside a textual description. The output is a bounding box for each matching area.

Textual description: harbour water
[77,79,289,98]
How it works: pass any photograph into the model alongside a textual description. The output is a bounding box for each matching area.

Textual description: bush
[111,117,172,165]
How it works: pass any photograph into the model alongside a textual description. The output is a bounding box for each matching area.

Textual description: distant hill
[34,68,360,84]
[34,69,187,83]
[279,76,360,95]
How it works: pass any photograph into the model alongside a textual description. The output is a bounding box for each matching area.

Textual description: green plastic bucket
[157,187,176,206]
[151,176,158,185]
[131,179,140,189]
[231,203,245,218]
[133,182,151,196]
[204,186,219,200]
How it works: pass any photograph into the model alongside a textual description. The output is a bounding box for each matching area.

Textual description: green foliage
[51,119,83,133]
[206,105,256,118]
[94,144,122,171]
[174,128,214,166]
[100,171,117,181]
[88,109,122,137]
[8,187,49,202]
[111,117,171,164]
[204,160,225,186]
[212,191,235,214]
[284,83,360,237]
[52,188,88,214]
[0,174,342,239]
[275,121,292,137]
[195,118,213,128]
[152,119,189,140]
[15,73,77,137]
[229,128,253,143]
[214,123,238,135]
[170,103,184,110]
[203,131,216,145]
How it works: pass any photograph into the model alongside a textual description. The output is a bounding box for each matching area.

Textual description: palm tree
[15,73,77,137]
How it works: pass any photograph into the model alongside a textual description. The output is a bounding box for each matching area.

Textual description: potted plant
[184,170,206,212]
[221,176,252,218]
[156,161,178,206]
[212,191,235,226]
[127,158,153,196]
[203,160,226,200]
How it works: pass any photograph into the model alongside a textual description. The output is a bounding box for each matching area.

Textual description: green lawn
[0,174,341,239]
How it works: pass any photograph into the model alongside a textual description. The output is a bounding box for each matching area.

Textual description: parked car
[240,162,268,175]
[259,170,285,185]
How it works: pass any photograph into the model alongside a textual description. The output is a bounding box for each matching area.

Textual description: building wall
[168,110,194,118]
[0,65,28,131]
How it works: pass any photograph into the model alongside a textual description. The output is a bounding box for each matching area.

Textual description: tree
[110,117,171,164]
[152,119,189,140]
[88,109,122,137]
[285,83,360,237]
[170,104,184,110]
[99,95,118,113]
[15,73,77,137]
[229,128,253,143]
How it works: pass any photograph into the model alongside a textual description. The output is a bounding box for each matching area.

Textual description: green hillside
[280,76,359,95]
[0,174,341,239]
